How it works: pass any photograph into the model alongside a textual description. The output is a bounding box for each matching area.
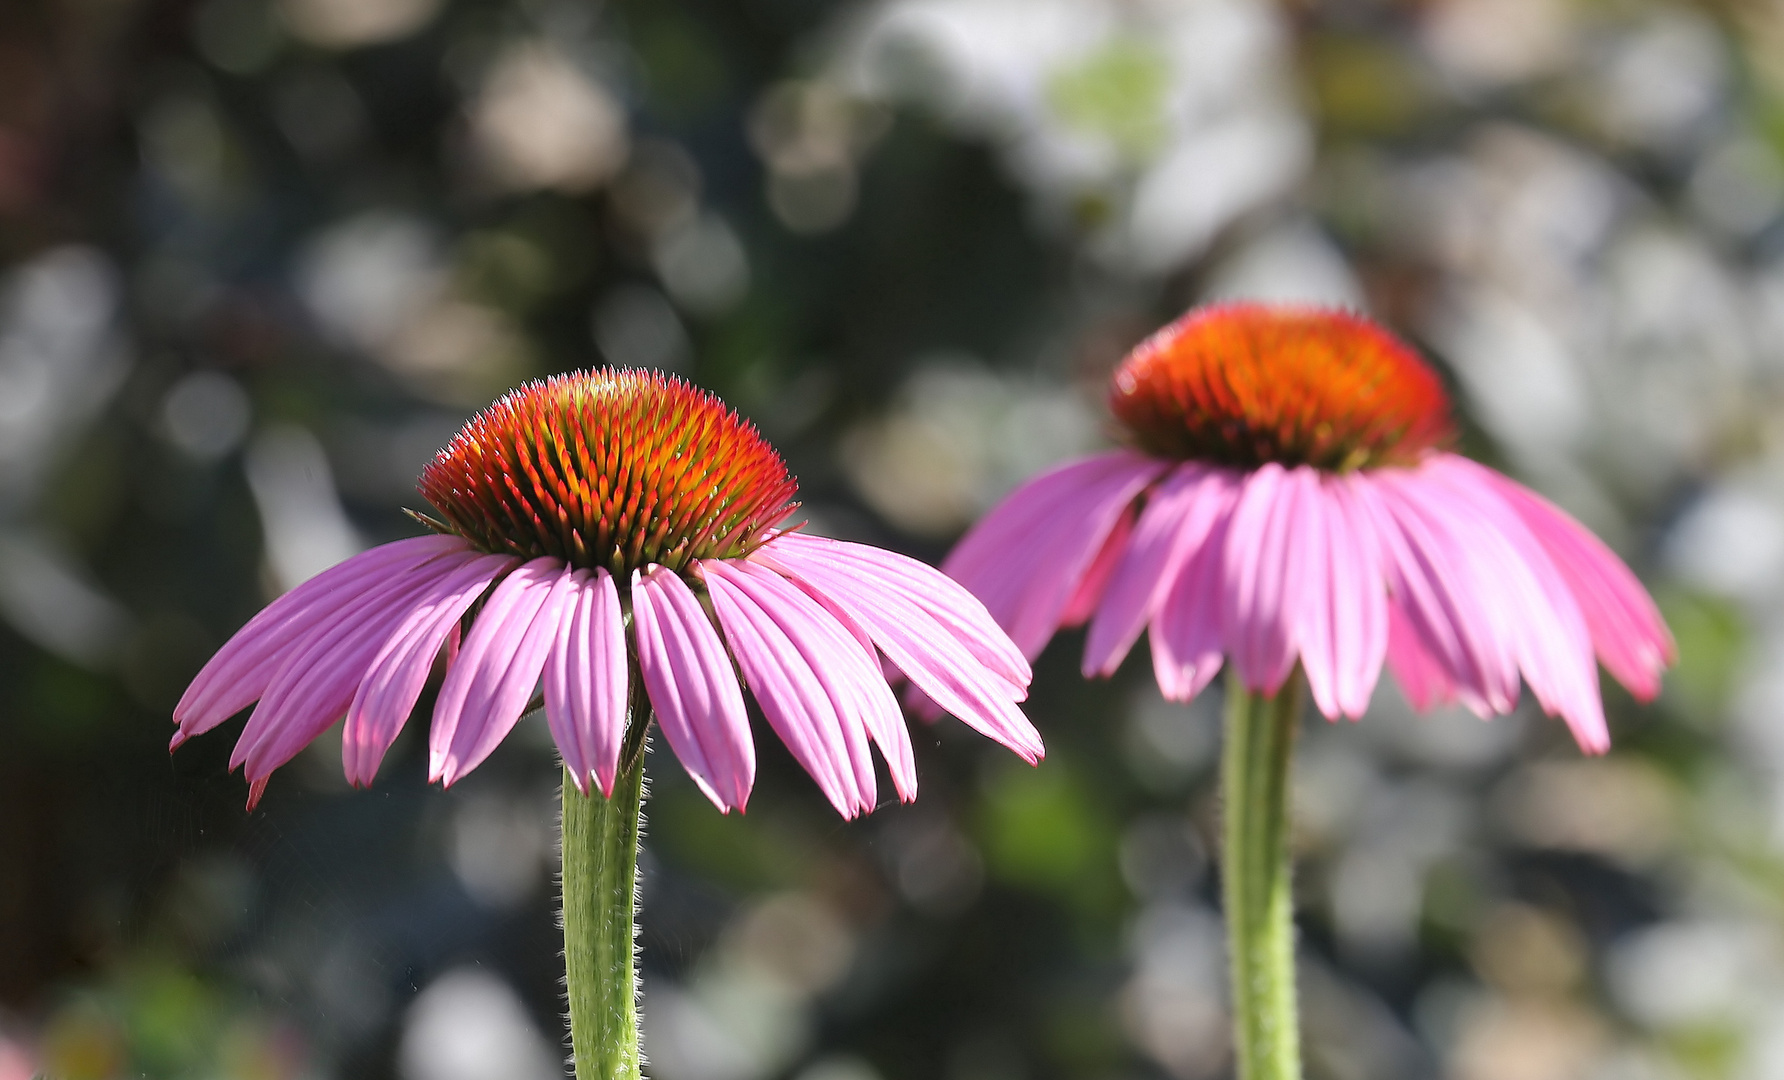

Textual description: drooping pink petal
[1373,470,1542,722]
[1059,502,1137,628]
[1083,465,1234,678]
[1415,459,1608,752]
[745,542,937,796]
[1282,470,1336,712]
[760,532,1029,691]
[724,558,915,802]
[839,657,919,804]
[1353,470,1522,717]
[764,537,1042,763]
[632,564,755,812]
[1221,464,1311,695]
[232,552,476,782]
[233,561,472,776]
[942,451,1166,658]
[1456,457,1674,700]
[703,558,889,817]
[1149,492,1235,702]
[543,568,630,797]
[175,534,469,741]
[1384,597,1455,711]
[1295,476,1388,720]
[340,552,517,786]
[430,559,580,786]
[756,555,917,804]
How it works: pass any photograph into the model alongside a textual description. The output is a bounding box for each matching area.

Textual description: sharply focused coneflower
[174,369,1037,1080]
[943,303,1672,1080]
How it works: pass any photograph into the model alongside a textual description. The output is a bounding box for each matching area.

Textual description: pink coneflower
[946,303,1672,1080]
[173,369,1038,816]
[946,303,1673,750]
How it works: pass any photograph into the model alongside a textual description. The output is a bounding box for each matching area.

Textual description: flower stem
[1221,671,1304,1080]
[561,710,650,1080]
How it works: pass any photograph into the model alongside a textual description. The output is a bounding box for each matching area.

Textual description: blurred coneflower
[947,303,1671,749]
[173,369,1037,1080]
[943,303,1673,1080]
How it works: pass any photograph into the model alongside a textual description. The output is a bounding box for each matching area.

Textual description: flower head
[1110,306,1453,470]
[176,370,1037,815]
[944,303,1673,752]
[418,370,796,574]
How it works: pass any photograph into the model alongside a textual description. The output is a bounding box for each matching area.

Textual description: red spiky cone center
[418,370,797,575]
[1109,304,1455,471]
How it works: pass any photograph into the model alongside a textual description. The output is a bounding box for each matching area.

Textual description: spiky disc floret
[1109,304,1455,471]
[419,370,798,575]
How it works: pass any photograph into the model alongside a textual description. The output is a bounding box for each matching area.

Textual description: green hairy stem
[1222,672,1305,1080]
[560,709,649,1080]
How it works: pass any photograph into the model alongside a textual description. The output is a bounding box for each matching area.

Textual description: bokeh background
[0,0,1778,1077]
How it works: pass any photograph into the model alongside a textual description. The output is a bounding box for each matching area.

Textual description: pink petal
[1372,463,1609,753]
[544,568,630,797]
[340,552,517,786]
[176,535,469,740]
[1384,597,1456,711]
[1149,496,1234,702]
[1417,459,1608,752]
[1284,471,1336,713]
[232,553,475,782]
[1354,470,1522,717]
[764,538,1043,763]
[1295,476,1388,720]
[759,532,1029,692]
[1221,464,1309,695]
[632,565,755,812]
[942,451,1165,658]
[429,559,579,786]
[1084,465,1237,678]
[744,543,934,797]
[1059,502,1137,628]
[1462,458,1674,700]
[845,666,919,804]
[729,558,915,802]
[704,559,886,817]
